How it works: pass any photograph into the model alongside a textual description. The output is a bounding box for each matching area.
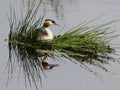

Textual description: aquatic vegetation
[7,0,120,90]
[8,0,118,66]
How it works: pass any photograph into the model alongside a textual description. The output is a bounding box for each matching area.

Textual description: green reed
[8,0,118,69]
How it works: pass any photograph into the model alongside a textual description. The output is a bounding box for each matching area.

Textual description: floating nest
[8,0,118,67]
[7,1,120,89]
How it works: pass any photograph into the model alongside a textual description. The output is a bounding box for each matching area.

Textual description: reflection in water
[43,0,78,19]
[7,1,61,89]
[22,0,75,19]
[47,0,64,19]
[6,0,120,90]
[8,42,59,89]
[42,61,59,70]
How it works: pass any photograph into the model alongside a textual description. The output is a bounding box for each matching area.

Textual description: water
[0,0,120,90]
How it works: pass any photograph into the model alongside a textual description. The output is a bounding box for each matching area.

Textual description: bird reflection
[36,52,59,70]
[42,61,59,70]
[8,43,59,89]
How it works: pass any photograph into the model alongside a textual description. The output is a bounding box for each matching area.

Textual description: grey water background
[0,0,120,90]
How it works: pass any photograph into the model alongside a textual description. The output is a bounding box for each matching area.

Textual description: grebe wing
[35,28,48,35]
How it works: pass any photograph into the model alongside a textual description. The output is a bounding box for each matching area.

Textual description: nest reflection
[7,42,59,89]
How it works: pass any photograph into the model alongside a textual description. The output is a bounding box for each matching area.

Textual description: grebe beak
[54,23,59,26]
[51,20,59,26]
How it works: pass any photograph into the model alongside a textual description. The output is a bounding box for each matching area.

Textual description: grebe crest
[43,19,58,27]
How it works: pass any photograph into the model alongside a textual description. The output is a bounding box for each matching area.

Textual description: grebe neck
[43,27,54,40]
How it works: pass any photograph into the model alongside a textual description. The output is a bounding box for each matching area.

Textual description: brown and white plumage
[37,19,58,41]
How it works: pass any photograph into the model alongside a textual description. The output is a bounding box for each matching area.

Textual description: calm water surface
[0,0,120,90]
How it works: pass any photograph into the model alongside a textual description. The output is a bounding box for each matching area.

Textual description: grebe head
[43,19,58,27]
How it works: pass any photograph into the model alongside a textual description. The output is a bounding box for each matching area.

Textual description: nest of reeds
[8,1,117,66]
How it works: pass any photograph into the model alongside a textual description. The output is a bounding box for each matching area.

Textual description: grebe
[37,19,58,41]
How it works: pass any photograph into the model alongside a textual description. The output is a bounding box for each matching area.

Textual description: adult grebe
[37,19,58,41]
